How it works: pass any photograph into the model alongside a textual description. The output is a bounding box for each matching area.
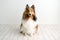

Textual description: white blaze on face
[29,12,32,16]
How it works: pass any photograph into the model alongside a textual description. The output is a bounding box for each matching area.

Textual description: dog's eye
[26,14,28,16]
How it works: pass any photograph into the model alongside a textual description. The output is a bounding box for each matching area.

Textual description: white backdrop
[0,0,59,24]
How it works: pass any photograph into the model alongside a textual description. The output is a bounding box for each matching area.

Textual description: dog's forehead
[24,7,34,14]
[28,7,35,14]
[29,7,34,12]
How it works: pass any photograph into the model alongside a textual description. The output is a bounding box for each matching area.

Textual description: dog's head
[23,4,37,21]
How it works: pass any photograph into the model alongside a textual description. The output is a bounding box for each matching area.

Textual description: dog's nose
[28,14,32,16]
[29,14,31,15]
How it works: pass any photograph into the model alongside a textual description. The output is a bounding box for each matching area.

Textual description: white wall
[0,0,59,24]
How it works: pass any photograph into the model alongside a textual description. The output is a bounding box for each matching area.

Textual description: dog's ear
[33,15,37,21]
[26,4,29,10]
[31,5,35,13]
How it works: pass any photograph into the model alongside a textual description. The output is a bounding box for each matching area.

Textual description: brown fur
[20,4,38,36]
[23,4,36,21]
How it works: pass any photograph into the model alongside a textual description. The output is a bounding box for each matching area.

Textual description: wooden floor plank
[0,24,60,40]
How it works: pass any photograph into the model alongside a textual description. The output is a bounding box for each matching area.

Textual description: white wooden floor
[0,24,60,40]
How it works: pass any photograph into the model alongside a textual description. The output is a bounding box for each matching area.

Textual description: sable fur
[23,4,37,21]
[20,4,38,36]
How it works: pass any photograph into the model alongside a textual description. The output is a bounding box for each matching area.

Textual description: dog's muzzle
[28,13,32,16]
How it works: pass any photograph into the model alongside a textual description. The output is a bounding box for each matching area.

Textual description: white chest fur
[20,18,37,34]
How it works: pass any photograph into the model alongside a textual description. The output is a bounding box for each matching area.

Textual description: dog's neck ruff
[21,18,37,33]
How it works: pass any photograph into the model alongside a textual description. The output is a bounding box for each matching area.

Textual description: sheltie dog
[20,4,38,36]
